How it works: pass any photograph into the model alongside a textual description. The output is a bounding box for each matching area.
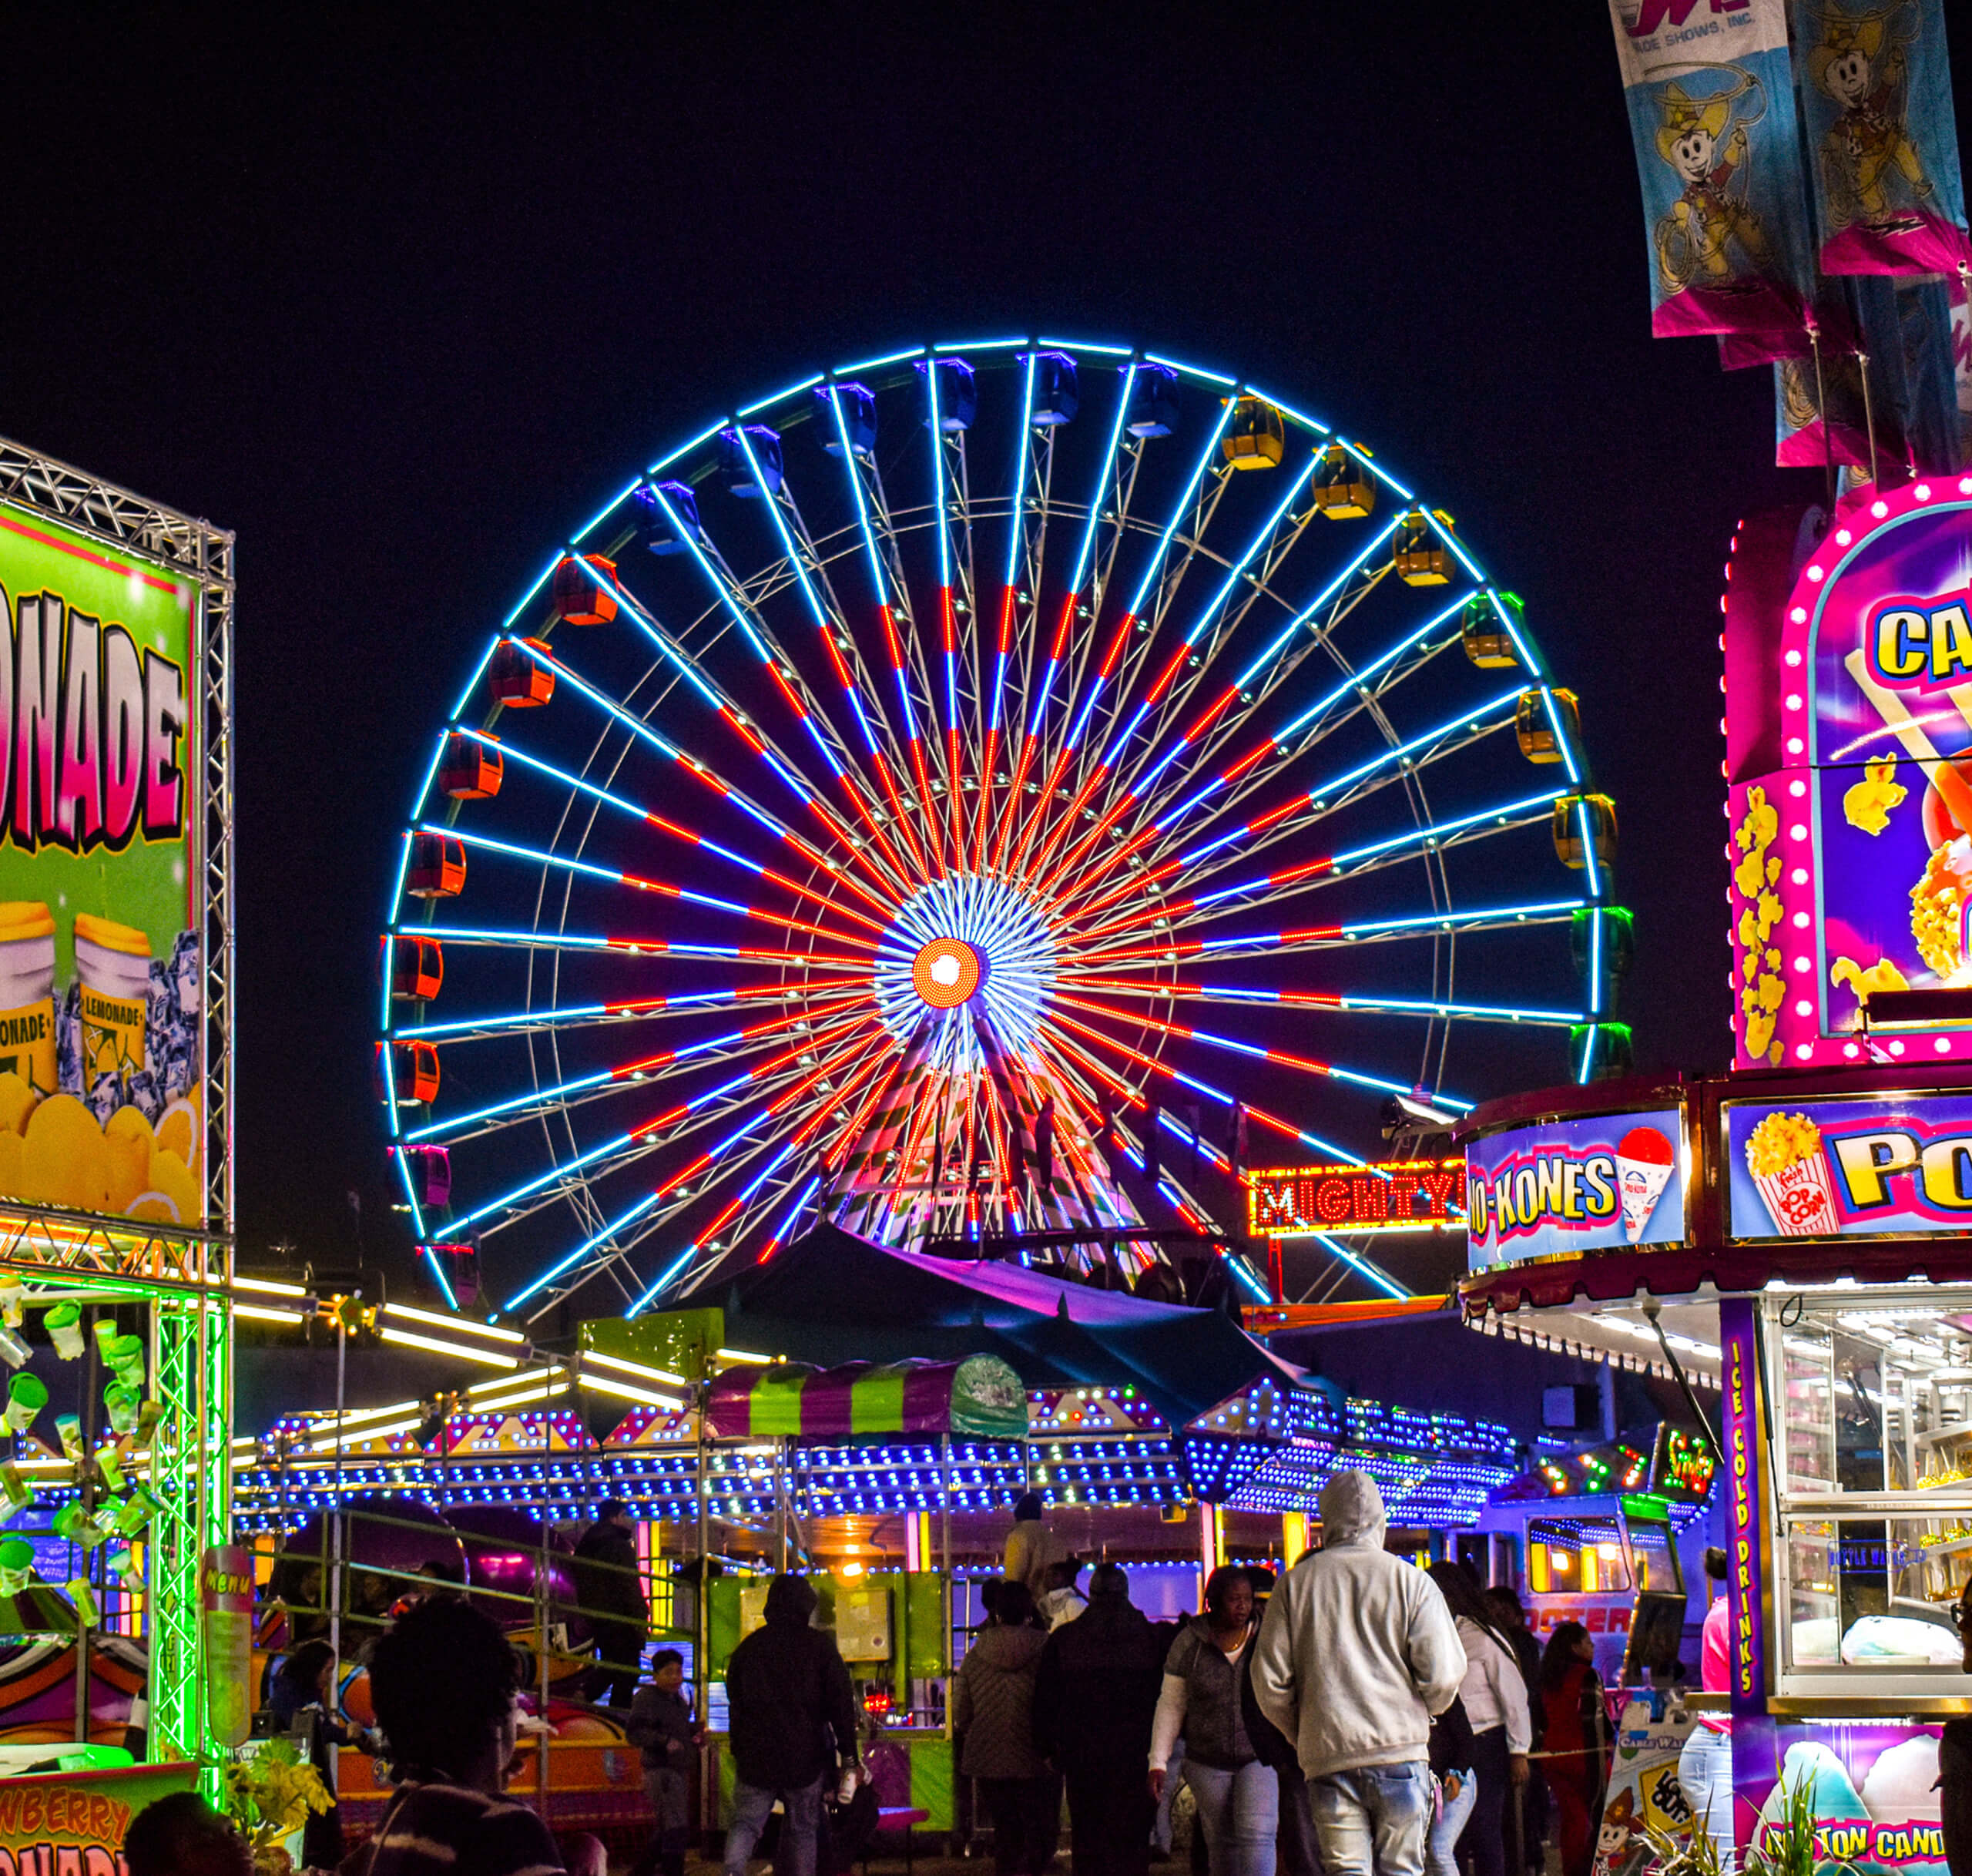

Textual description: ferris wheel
[377,339,1617,1324]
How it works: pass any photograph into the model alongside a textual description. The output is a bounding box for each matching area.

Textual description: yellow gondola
[1221,395,1284,470]
[1312,443,1375,518]
[1515,688,1581,763]
[1551,793,1618,870]
[1461,592,1521,668]
[1393,508,1453,585]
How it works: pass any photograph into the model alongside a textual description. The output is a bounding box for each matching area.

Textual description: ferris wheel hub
[912,937,984,1009]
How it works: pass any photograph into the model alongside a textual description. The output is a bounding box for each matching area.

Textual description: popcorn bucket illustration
[1746,1113,1841,1237]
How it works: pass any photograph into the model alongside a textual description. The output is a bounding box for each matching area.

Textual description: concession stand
[1460,480,1972,1876]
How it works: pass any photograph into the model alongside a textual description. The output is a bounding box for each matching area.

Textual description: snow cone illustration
[1615,1126,1676,1243]
[1745,1111,1841,1237]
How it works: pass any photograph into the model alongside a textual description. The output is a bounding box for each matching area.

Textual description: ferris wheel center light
[912,938,984,1008]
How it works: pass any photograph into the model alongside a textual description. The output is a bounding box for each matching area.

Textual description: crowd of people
[966,1469,1635,1876]
[121,1472,1650,1876]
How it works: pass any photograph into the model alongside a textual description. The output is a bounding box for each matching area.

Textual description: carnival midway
[0,5,1964,1876]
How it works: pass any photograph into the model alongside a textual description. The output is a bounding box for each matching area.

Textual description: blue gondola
[818,381,877,457]
[719,425,783,498]
[1031,351,1078,427]
[1126,365,1179,438]
[920,357,977,432]
[636,480,701,555]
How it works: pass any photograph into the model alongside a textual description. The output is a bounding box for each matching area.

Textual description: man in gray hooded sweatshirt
[1249,1469,1466,1876]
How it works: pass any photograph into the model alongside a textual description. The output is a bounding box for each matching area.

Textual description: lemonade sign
[0,502,204,1227]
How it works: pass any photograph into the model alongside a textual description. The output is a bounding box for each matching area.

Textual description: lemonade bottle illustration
[0,904,56,1096]
[72,915,151,1082]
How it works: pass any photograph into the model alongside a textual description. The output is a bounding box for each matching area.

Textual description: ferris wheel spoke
[1055,975,1588,1027]
[1070,787,1565,941]
[418,924,874,971]
[426,824,883,955]
[971,353,1040,872]
[498,636,902,922]
[1041,1015,1371,1170]
[462,1016,880,1243]
[404,996,871,1146]
[1053,990,1473,1111]
[1014,362,1139,824]
[1110,686,1525,897]
[460,727,893,938]
[1065,519,1409,891]
[645,1156,818,1311]
[394,978,866,1045]
[1006,404,1236,881]
[1061,896,1590,968]
[833,408,948,876]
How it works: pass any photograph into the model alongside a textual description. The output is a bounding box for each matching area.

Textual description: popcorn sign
[0,499,208,1228]
[1466,1107,1687,1270]
[1726,1093,1972,1240]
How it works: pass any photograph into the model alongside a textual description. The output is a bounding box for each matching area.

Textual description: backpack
[1430,1694,1478,1777]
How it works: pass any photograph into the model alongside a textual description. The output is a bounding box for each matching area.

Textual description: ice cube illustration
[1615,1126,1675,1243]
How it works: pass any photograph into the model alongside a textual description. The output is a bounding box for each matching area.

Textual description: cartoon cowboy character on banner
[1648,65,1802,337]
[1796,0,1971,276]
[1655,76,1770,287]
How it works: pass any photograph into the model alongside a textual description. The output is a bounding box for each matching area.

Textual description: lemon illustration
[0,1132,22,1202]
[103,1127,152,1213]
[154,1098,199,1175]
[106,1105,153,1146]
[145,1147,200,1223]
[126,1193,179,1224]
[19,1096,111,1213]
[0,1075,35,1138]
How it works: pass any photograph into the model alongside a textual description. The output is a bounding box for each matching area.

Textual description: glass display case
[1764,1287,1972,1696]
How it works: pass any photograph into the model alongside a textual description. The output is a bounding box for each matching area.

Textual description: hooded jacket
[1031,1589,1165,1773]
[952,1622,1051,1779]
[724,1575,860,1791]
[1249,1469,1466,1780]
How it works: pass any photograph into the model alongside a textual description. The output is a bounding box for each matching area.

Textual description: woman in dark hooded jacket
[953,1580,1058,1876]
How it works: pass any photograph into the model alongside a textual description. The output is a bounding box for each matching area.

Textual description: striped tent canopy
[706,1353,1028,1441]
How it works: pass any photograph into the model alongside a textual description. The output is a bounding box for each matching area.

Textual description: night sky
[8,8,1965,1291]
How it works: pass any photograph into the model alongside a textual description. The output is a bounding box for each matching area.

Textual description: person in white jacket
[1427,1564,1531,1876]
[1250,1470,1466,1876]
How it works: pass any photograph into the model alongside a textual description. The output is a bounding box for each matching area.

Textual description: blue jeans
[1309,1760,1434,1876]
[1182,1760,1279,1876]
[1677,1723,1735,1871]
[723,1773,824,1876]
[1427,1770,1477,1876]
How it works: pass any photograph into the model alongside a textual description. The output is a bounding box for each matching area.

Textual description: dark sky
[8,5,1961,1284]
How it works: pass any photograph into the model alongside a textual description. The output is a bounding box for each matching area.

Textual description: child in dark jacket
[627,1649,699,1876]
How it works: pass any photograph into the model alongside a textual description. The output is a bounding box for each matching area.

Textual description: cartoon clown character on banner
[1652,68,1777,304]
[1805,6,1935,241]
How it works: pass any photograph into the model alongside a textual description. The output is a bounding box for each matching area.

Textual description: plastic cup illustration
[54,1414,82,1462]
[132,1401,164,1447]
[44,1304,84,1361]
[0,903,58,1096]
[0,1536,34,1596]
[66,1577,98,1627]
[1615,1126,1676,1243]
[105,1334,145,1387]
[114,1485,163,1536]
[73,914,152,1082]
[95,1448,123,1495]
[0,1282,23,1330]
[1746,1112,1843,1237]
[102,1385,138,1436]
[53,1503,107,1550]
[0,1465,29,1512]
[106,1546,139,1586]
[0,1328,29,1372]
[3,1373,48,1435]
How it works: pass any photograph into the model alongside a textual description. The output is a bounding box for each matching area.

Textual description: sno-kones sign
[1467,1107,1689,1272]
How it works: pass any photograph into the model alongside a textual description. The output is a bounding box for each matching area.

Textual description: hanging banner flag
[1774,352,1873,468]
[1793,0,1970,280]
[1896,278,1967,475]
[1608,0,1815,341]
